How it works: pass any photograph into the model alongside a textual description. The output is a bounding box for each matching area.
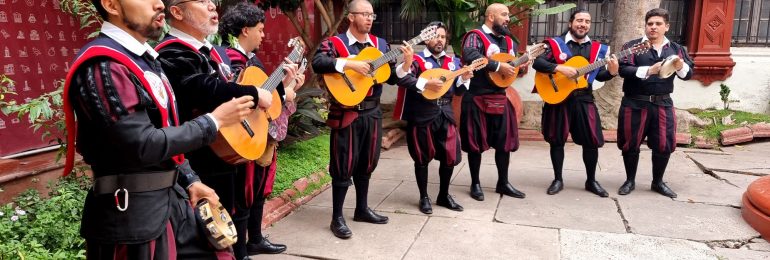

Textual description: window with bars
[370,0,436,43]
[528,0,689,45]
[733,0,770,46]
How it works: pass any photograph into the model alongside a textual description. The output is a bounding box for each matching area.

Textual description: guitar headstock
[529,43,547,57]
[287,37,306,58]
[468,58,489,71]
[630,40,652,55]
[405,25,438,46]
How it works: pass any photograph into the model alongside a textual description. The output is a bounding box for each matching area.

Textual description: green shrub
[273,134,330,196]
[0,174,90,259]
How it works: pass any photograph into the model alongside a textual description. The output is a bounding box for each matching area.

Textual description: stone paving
[253,141,770,259]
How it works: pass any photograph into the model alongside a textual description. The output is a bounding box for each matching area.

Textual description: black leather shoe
[353,208,389,224]
[618,181,635,195]
[419,196,433,214]
[436,194,464,212]
[652,182,678,198]
[470,184,485,201]
[246,236,287,255]
[585,181,609,197]
[496,182,526,199]
[330,216,352,239]
[546,179,563,195]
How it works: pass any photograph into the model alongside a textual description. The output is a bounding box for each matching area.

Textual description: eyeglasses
[174,0,216,6]
[350,12,377,20]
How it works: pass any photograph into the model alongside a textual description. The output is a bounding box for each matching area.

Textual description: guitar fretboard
[262,46,304,92]
[369,35,425,70]
[576,47,637,76]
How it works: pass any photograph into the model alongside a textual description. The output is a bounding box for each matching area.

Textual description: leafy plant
[59,0,103,39]
[399,0,575,52]
[287,86,328,138]
[0,174,91,259]
[719,83,738,110]
[0,80,68,160]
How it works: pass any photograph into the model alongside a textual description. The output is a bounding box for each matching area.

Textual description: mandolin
[419,58,488,100]
[488,43,547,88]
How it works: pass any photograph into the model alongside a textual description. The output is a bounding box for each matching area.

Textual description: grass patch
[273,134,330,197]
[689,109,770,141]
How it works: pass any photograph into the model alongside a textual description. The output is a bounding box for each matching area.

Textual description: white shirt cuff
[415,77,427,92]
[494,62,501,72]
[676,62,690,78]
[396,63,411,79]
[334,59,346,73]
[636,66,650,79]
[205,113,219,131]
[456,76,470,90]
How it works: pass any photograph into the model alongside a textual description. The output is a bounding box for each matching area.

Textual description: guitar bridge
[341,73,356,92]
[241,120,255,138]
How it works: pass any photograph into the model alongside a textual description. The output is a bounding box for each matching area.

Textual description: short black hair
[645,8,669,24]
[92,0,108,20]
[219,2,266,44]
[569,9,590,22]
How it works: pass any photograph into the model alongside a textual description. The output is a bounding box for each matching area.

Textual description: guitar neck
[263,48,303,92]
[441,67,473,82]
[370,35,424,69]
[510,54,530,67]
[576,48,634,76]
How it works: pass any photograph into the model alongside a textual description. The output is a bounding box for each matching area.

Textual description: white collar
[168,27,213,50]
[565,32,591,44]
[422,48,446,60]
[345,29,375,46]
[100,22,158,58]
[642,35,670,47]
[481,24,494,34]
[232,41,255,59]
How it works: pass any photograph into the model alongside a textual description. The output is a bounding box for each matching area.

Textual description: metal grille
[370,0,436,43]
[733,0,770,46]
[528,0,689,45]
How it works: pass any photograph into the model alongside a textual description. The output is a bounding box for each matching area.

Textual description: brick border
[261,170,331,229]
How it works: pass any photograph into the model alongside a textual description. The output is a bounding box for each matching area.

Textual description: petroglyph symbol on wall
[47,47,55,56]
[4,64,14,75]
[32,47,41,56]
[71,31,77,41]
[53,0,59,9]
[56,15,62,25]
[18,47,28,57]
[0,29,8,39]
[40,0,46,7]
[28,13,35,23]
[49,64,58,72]
[3,47,9,57]
[30,30,39,40]
[0,119,6,129]
[45,31,52,40]
[60,46,67,56]
[0,12,7,22]
[25,0,33,7]
[13,12,22,23]
[59,31,65,41]
[23,81,30,91]
[43,14,48,24]
[20,65,30,73]
[16,30,24,39]
[37,63,42,74]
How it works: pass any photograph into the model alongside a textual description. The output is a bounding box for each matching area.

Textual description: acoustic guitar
[211,38,305,164]
[419,58,488,100]
[268,57,308,141]
[323,25,438,106]
[534,40,651,104]
[488,43,547,88]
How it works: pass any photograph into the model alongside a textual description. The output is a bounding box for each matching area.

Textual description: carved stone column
[685,0,737,85]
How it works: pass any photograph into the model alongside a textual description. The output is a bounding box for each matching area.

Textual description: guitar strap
[63,46,183,175]
[462,29,515,58]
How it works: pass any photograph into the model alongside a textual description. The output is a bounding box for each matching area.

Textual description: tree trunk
[594,0,661,129]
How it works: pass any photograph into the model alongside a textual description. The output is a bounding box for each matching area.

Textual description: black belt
[337,99,380,111]
[434,98,451,106]
[570,89,592,97]
[93,170,177,195]
[627,94,671,103]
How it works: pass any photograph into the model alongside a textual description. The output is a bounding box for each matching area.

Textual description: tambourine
[196,199,238,250]
[659,55,682,79]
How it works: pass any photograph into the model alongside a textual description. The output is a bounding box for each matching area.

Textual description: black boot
[330,185,351,238]
[548,145,565,195]
[618,181,635,195]
[329,216,352,239]
[468,152,485,201]
[495,151,525,198]
[353,207,389,224]
[246,236,287,255]
[651,152,677,198]
[352,177,389,223]
[619,152,640,195]
[436,194,463,211]
[415,164,432,214]
[585,180,609,197]
[547,179,563,195]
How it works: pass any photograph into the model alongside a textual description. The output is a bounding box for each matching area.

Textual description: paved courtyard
[254,141,770,259]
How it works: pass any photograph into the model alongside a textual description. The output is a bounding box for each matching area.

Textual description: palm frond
[399,0,426,22]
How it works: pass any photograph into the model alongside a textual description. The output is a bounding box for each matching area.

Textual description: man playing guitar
[311,0,413,239]
[532,9,619,197]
